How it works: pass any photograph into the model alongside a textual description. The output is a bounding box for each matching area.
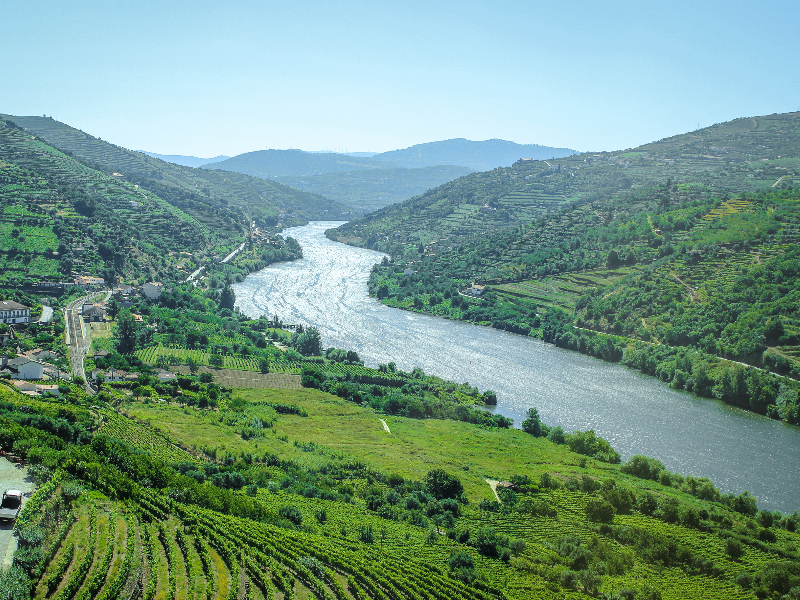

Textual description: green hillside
[276,165,474,213]
[4,341,800,600]
[330,112,800,424]
[0,119,212,285]
[330,112,800,252]
[0,115,353,230]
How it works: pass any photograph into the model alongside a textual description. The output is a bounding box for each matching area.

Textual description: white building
[0,301,31,324]
[143,282,164,299]
[6,357,45,380]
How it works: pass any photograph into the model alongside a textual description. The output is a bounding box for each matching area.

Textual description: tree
[585,497,615,523]
[209,354,224,368]
[220,286,236,311]
[114,310,138,354]
[290,327,322,356]
[107,297,121,319]
[521,407,545,437]
[423,469,464,501]
[187,356,199,375]
[259,358,270,374]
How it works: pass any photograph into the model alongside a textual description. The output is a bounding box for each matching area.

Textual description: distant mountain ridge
[206,149,391,178]
[206,139,577,179]
[137,151,230,168]
[372,138,576,171]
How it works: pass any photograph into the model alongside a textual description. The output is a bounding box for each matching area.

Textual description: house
[0,301,31,324]
[0,332,12,347]
[23,348,59,362]
[112,284,134,297]
[92,367,138,383]
[6,357,45,380]
[155,368,177,383]
[36,384,61,397]
[73,276,105,290]
[463,284,485,297]
[10,380,36,392]
[143,282,164,299]
[82,303,107,322]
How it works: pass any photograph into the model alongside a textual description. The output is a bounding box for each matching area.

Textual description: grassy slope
[75,387,800,598]
[125,387,580,500]
[4,365,800,600]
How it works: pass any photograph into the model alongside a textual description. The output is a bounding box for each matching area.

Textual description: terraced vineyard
[97,409,199,464]
[135,344,303,373]
[0,119,218,284]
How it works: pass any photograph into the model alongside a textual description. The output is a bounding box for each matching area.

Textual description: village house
[112,284,134,297]
[0,301,31,324]
[155,368,177,383]
[73,276,105,290]
[82,303,107,322]
[143,282,164,299]
[463,284,485,297]
[5,357,45,380]
[92,367,138,383]
[10,381,61,397]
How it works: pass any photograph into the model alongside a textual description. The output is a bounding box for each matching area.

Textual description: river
[234,221,800,513]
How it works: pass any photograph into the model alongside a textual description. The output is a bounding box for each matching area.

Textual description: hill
[0,115,352,231]
[330,111,800,425]
[206,149,395,178]
[0,119,213,285]
[137,151,230,168]
[275,165,474,213]
[329,112,800,251]
[373,138,577,171]
[2,280,799,599]
[0,118,309,287]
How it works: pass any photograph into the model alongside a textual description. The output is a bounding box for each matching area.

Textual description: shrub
[585,497,616,523]
[278,505,303,526]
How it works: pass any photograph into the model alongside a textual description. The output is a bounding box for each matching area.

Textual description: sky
[3,1,799,157]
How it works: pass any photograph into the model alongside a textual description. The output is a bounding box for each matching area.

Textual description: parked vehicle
[0,489,23,521]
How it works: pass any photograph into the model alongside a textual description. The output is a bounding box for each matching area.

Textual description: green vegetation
[0,118,305,287]
[276,164,474,214]
[330,112,800,424]
[3,368,800,600]
[1,115,352,231]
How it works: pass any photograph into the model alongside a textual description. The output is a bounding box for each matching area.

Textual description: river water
[234,221,800,513]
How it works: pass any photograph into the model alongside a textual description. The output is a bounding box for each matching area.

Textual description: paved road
[0,458,32,570]
[64,291,108,394]
[221,242,246,263]
[37,306,54,324]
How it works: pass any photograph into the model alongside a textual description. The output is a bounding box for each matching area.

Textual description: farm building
[0,301,31,324]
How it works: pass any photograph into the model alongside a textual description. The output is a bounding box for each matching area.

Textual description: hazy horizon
[3,1,798,157]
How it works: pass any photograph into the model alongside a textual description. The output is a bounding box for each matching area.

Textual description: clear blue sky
[3,1,799,157]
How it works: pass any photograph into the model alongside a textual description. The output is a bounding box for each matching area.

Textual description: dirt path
[0,457,33,569]
[484,478,501,502]
[379,419,391,434]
